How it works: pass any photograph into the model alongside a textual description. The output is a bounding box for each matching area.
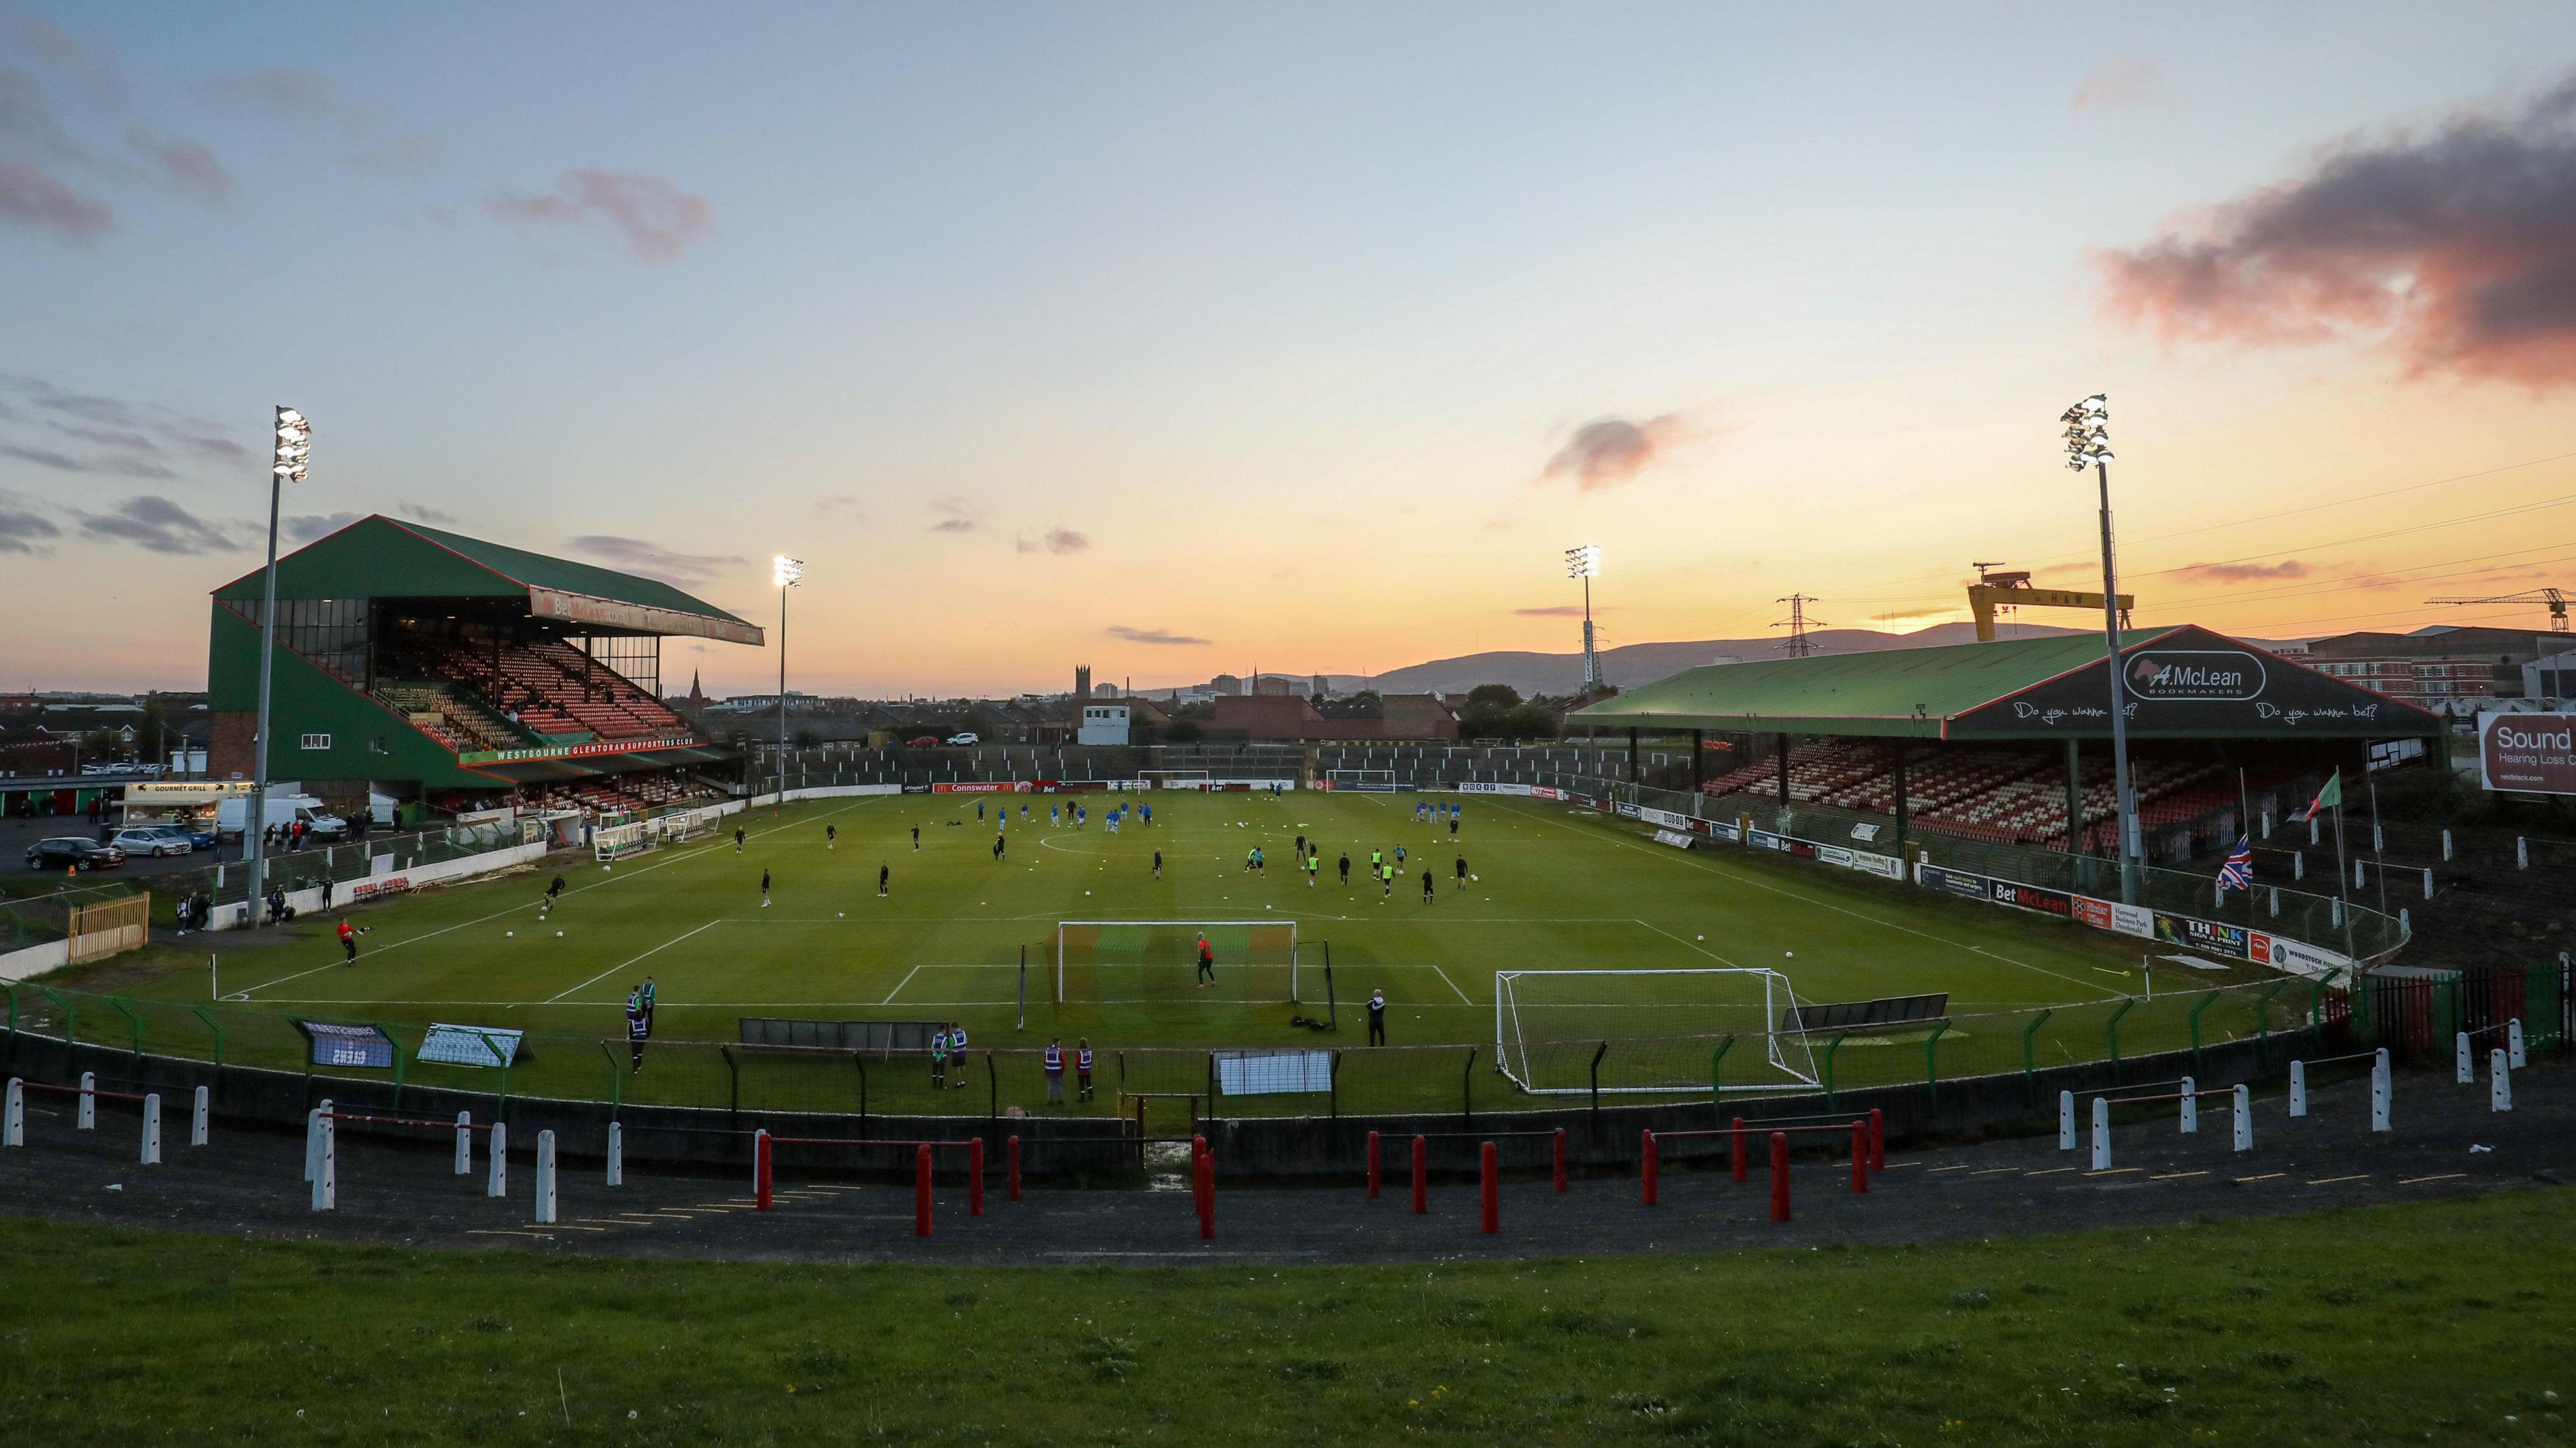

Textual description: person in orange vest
[336,917,361,965]
[1043,1037,1066,1105]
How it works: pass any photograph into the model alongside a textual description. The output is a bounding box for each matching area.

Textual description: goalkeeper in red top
[1195,932,1216,989]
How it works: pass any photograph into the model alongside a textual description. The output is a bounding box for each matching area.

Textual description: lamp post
[244,405,309,924]
[1566,544,1601,693]
[773,555,803,799]
[2063,394,2140,905]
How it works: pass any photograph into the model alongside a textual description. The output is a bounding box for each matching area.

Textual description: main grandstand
[206,516,759,823]
[1570,625,2446,862]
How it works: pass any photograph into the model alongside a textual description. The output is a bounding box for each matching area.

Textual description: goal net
[1493,968,1821,1095]
[1141,769,1211,790]
[593,821,653,862]
[657,805,721,842]
[1057,920,1299,1003]
[1326,769,1395,792]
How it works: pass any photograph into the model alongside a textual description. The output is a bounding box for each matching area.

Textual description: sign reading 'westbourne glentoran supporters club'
[2479,712,2576,797]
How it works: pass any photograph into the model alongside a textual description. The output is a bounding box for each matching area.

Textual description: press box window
[300,732,333,750]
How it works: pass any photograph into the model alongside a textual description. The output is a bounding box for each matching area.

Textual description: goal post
[1056,920,1299,1003]
[1325,769,1395,792]
[1493,968,1821,1095]
[657,805,720,842]
[593,821,652,862]
[1140,769,1211,790]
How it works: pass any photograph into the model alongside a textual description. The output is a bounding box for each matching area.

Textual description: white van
[215,793,350,842]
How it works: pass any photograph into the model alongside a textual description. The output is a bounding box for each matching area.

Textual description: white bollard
[304,1098,331,1182]
[2509,1019,2526,1069]
[2456,1032,2473,1085]
[4,1078,21,1148]
[140,1093,160,1165]
[311,1111,335,1211]
[2294,851,2306,880]
[77,1071,96,1130]
[487,1121,507,1198]
[190,1084,209,1147]
[2353,858,2365,890]
[2090,1097,2110,1170]
[535,1130,558,1224]
[606,1121,624,1186]
[2370,1060,2392,1132]
[2491,1049,2512,1113]
[455,1112,473,1176]
[2422,868,2434,900]
[2441,828,2453,861]
[2290,1060,2308,1118]
[2179,1075,2198,1135]
[2058,1090,2076,1150]
[2231,1084,2252,1153]
[2518,837,2530,870]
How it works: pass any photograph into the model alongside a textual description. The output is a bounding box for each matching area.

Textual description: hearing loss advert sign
[2479,712,2576,797]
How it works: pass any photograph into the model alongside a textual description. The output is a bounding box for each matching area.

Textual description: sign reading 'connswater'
[2478,712,2576,797]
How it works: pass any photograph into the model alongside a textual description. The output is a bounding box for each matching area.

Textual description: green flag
[2301,769,2343,822]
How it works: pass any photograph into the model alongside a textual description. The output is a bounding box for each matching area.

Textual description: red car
[906,735,942,748]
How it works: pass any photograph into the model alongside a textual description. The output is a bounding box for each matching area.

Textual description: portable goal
[1493,968,1821,1095]
[1056,920,1299,1003]
[1140,769,1211,790]
[659,805,722,842]
[1325,769,1396,792]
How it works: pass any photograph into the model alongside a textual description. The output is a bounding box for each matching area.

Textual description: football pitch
[92,789,2272,1115]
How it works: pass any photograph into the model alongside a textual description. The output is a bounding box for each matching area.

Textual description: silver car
[111,827,194,858]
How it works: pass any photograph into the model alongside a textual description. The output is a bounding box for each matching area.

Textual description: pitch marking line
[2024,1167,2080,1177]
[537,919,724,1005]
[883,964,926,1004]
[2307,1174,2369,1186]
[2151,1170,2208,1180]
[2236,1173,2285,1183]
[227,796,889,999]
[1481,796,2111,995]
[1428,964,1474,1005]
[2398,1172,2467,1185]
[1632,917,1745,968]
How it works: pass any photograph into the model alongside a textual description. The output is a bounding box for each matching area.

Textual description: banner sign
[350,873,412,903]
[2478,712,2576,796]
[1211,1048,1333,1095]
[1458,781,1533,795]
[419,1022,528,1068]
[1529,786,1563,801]
[2156,913,2249,958]
[1917,863,1986,901]
[933,781,1022,794]
[1988,879,2074,919]
[294,1019,394,1069]
[2251,932,2350,979]
[1652,829,1695,849]
[1615,802,1642,820]
[1843,850,1906,881]
[1705,820,1742,842]
[1748,830,1785,852]
[1637,806,1696,832]
[2072,896,2154,939]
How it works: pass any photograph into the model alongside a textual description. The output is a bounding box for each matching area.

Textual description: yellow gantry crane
[1967,563,2133,643]
[2424,588,2569,633]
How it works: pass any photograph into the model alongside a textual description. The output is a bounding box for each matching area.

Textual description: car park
[111,828,193,858]
[25,838,125,871]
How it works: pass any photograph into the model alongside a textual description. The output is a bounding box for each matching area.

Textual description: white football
[1785,951,1795,958]
[556,931,564,938]
[505,931,514,937]
[839,911,845,917]
[1697,934,1705,941]
[602,864,611,871]
[1470,874,1479,881]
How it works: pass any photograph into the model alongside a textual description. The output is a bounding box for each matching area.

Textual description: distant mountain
[1352,622,2100,699]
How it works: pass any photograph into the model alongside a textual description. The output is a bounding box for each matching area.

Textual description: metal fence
[15,961,2554,1123]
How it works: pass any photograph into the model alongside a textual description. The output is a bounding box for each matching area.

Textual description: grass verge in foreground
[1,1190,2569,1446]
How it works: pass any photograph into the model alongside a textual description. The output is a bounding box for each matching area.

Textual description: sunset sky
[5,4,2575,698]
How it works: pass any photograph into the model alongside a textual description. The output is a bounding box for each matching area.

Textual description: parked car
[944,732,981,746]
[25,838,125,871]
[148,821,219,850]
[110,827,193,858]
[905,735,943,748]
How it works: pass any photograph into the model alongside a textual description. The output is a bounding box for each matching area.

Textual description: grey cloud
[125,126,232,203]
[567,533,746,586]
[201,68,372,133]
[1542,414,1685,490]
[1018,526,1089,554]
[1106,625,1212,647]
[2178,559,2309,583]
[487,170,714,262]
[0,441,172,479]
[0,493,60,555]
[0,159,111,241]
[394,499,459,525]
[76,495,254,554]
[286,512,365,542]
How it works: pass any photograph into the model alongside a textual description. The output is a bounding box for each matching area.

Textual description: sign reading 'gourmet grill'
[2479,712,2576,797]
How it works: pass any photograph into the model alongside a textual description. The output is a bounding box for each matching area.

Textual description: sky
[5,3,2575,698]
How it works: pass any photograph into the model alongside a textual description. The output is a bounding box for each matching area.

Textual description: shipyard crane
[2423,588,2568,632]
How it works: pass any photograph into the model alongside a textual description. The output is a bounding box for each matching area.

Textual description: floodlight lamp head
[1566,543,1601,579]
[272,405,310,480]
[773,555,805,588]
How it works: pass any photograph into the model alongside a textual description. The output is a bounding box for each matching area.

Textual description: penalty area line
[538,920,724,1005]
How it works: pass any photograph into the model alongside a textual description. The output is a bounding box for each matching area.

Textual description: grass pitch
[69,790,2259,1114]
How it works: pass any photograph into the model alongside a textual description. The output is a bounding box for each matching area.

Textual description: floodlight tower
[2063,393,2141,905]
[244,405,310,924]
[1566,544,1601,692]
[773,555,804,798]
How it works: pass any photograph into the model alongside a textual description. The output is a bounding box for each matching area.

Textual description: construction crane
[2424,588,2568,632]
[1966,562,2133,643]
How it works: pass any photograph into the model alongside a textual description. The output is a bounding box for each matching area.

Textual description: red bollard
[1869,1108,1885,1171]
[914,1144,933,1237]
[1367,1129,1382,1199]
[1768,1131,1790,1223]
[754,1129,773,1210]
[969,1137,986,1216]
[1195,1147,1216,1240]
[1008,1134,1022,1202]
[1479,1141,1498,1234]
[1849,1121,1868,1194]
[1731,1116,1746,1182]
[1552,1127,1567,1192]
[1411,1134,1428,1215]
[1640,1129,1659,1207]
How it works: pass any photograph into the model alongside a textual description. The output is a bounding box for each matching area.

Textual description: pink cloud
[1542,414,1688,490]
[0,160,112,241]
[487,170,714,262]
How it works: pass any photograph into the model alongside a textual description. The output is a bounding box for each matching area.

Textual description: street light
[245,406,310,924]
[1566,545,1601,693]
[773,555,803,799]
[2062,393,2141,905]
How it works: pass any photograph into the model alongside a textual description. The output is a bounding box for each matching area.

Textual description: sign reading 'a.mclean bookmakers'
[2479,712,2576,797]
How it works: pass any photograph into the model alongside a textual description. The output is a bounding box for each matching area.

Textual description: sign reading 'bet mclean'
[2479,712,2576,797]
